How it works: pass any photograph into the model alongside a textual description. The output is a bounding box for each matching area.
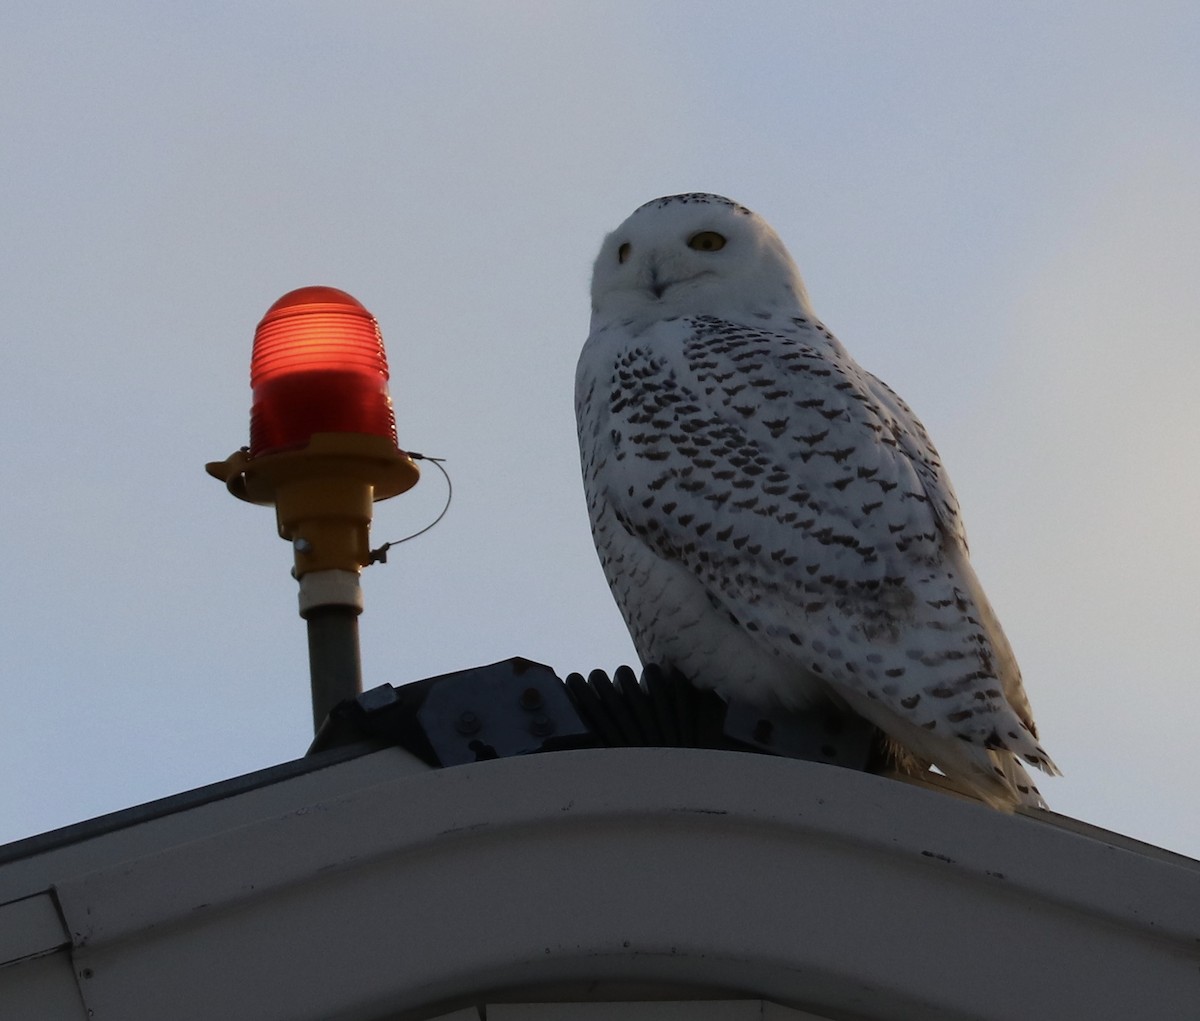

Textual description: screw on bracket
[456,710,482,735]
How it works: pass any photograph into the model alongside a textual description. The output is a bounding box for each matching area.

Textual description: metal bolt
[530,714,555,737]
[456,710,482,735]
[293,537,314,554]
[519,686,544,711]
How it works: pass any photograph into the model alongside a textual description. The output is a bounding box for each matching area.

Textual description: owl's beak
[647,265,667,299]
[645,263,710,301]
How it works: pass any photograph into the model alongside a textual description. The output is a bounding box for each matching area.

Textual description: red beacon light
[207,286,421,730]
[208,284,420,576]
[207,287,419,586]
[249,286,398,457]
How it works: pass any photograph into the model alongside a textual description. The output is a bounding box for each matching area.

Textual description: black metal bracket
[309,657,883,775]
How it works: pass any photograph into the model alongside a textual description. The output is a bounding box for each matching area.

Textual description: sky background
[2,2,1198,859]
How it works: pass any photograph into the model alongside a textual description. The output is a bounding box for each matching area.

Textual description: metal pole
[305,605,363,733]
[298,569,366,734]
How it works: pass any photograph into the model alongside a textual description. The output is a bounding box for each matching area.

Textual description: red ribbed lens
[249,286,398,457]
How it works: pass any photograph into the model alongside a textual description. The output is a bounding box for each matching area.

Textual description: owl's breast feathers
[578,313,960,568]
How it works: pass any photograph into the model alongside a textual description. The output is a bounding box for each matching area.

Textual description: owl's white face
[590,193,813,331]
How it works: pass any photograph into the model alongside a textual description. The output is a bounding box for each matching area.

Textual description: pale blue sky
[1,2,1198,857]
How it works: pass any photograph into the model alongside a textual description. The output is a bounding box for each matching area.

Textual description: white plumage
[575,193,1059,809]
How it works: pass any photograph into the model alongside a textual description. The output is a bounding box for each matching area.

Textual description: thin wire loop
[367,451,451,565]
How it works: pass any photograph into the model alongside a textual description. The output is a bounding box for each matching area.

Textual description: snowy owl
[575,193,1059,809]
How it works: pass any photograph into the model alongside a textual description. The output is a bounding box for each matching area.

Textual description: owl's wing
[577,314,1056,799]
[859,373,967,550]
[859,374,1038,733]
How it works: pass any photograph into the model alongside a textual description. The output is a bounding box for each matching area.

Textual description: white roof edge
[4,747,1193,1021]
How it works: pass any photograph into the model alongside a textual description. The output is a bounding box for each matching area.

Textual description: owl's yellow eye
[617,242,631,264]
[688,231,726,252]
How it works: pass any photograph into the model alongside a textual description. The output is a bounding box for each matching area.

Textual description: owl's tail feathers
[838,688,1060,812]
[988,750,1054,810]
[886,738,1057,812]
[914,740,1061,812]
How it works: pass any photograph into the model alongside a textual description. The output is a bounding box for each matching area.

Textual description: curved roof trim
[27,749,1200,1020]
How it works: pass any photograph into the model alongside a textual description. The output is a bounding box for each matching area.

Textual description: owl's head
[590,193,813,329]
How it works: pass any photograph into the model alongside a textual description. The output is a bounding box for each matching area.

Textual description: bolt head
[456,710,482,735]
